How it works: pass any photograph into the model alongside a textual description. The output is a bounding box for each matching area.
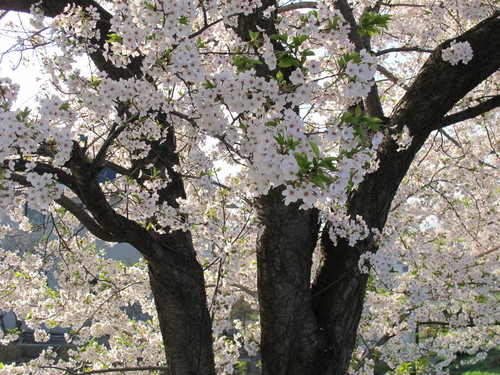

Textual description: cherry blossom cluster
[0,1,498,374]
[323,210,371,247]
[0,77,19,111]
[1,228,162,374]
[442,41,474,66]
[391,125,413,152]
[343,50,378,102]
[24,172,62,210]
[355,120,499,374]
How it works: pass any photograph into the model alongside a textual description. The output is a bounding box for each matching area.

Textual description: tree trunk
[255,187,322,375]
[147,232,215,375]
[310,234,370,375]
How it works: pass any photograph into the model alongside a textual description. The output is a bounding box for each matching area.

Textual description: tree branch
[390,11,500,136]
[353,332,395,371]
[0,0,110,18]
[380,2,426,7]
[54,195,115,241]
[332,0,385,118]
[7,171,115,241]
[438,129,461,148]
[65,142,155,255]
[433,95,500,130]
[278,1,317,13]
[92,116,135,169]
[0,0,143,80]
[376,64,409,89]
[374,46,433,56]
[4,158,76,188]
[102,160,134,177]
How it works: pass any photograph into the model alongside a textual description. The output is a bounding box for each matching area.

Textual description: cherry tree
[0,1,498,374]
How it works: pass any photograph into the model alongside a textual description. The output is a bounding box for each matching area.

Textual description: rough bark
[148,235,215,375]
[231,4,325,373]
[64,140,216,375]
[234,5,500,375]
[256,187,321,375]
[0,2,217,374]
[1,2,499,375]
[310,10,500,375]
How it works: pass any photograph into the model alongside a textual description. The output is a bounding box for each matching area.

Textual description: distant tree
[0,1,498,374]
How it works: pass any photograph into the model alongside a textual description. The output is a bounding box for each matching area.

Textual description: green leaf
[269,33,288,43]
[277,52,300,68]
[88,79,102,87]
[300,48,315,57]
[318,157,338,171]
[310,173,331,189]
[233,55,262,73]
[59,102,70,111]
[203,80,217,89]
[276,70,284,82]
[106,33,123,43]
[327,15,342,31]
[178,16,189,25]
[341,111,356,124]
[15,107,30,121]
[292,35,309,47]
[310,174,325,189]
[338,52,361,69]
[365,117,383,131]
[274,134,286,146]
[359,12,391,36]
[196,37,206,48]
[355,105,362,118]
[293,152,310,170]
[310,141,320,158]
[249,30,261,46]
[287,139,300,149]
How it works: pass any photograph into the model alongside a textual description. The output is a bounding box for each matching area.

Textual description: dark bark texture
[0,1,216,374]
[148,236,215,375]
[1,1,499,375]
[256,188,321,374]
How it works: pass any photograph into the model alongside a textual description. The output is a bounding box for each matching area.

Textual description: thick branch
[66,142,154,256]
[54,195,115,241]
[433,95,500,130]
[0,0,142,80]
[0,0,110,18]
[374,47,433,56]
[311,12,500,375]
[332,0,384,118]
[102,160,133,177]
[8,170,115,241]
[92,112,137,169]
[377,64,409,89]
[278,1,317,13]
[3,158,76,187]
[233,4,326,374]
[391,11,500,136]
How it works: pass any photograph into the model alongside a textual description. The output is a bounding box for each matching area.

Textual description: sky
[0,11,44,108]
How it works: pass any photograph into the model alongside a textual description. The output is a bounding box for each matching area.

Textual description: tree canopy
[0,1,498,374]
